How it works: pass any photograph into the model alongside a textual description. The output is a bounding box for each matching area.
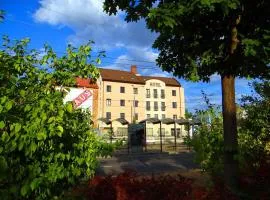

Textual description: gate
[128,123,145,153]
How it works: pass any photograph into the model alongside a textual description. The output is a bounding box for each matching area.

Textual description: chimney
[130,65,138,75]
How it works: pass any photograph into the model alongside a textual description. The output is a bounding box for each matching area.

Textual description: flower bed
[72,162,270,200]
[74,170,238,200]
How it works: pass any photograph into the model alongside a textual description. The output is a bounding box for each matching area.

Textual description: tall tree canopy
[104,0,269,80]
[104,0,270,190]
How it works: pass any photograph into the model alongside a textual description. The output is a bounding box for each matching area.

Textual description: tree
[0,37,113,199]
[103,0,270,190]
[0,10,4,22]
[184,109,193,119]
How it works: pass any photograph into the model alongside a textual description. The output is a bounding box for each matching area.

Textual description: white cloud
[210,73,220,82]
[101,47,160,73]
[101,55,131,70]
[149,72,172,77]
[126,46,158,63]
[33,0,157,49]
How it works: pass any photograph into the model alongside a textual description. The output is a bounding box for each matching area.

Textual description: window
[133,87,138,94]
[120,113,125,119]
[162,114,166,119]
[106,112,111,119]
[153,89,158,98]
[177,128,181,138]
[171,128,180,137]
[146,89,150,98]
[120,100,125,106]
[117,127,128,137]
[106,99,111,106]
[134,100,139,107]
[173,115,177,120]
[161,89,165,99]
[172,102,177,108]
[106,85,111,92]
[172,90,176,96]
[134,113,138,120]
[146,128,153,137]
[161,102,165,111]
[154,114,158,119]
[154,101,158,111]
[120,86,125,93]
[146,101,150,111]
[158,128,165,136]
[147,114,151,119]
[171,129,175,136]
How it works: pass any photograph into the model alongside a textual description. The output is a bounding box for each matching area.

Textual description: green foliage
[238,81,270,171]
[185,109,193,119]
[186,82,270,175]
[104,0,270,80]
[0,37,113,199]
[184,100,224,176]
[0,10,4,22]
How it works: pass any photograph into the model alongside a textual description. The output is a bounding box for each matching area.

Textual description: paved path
[96,152,199,176]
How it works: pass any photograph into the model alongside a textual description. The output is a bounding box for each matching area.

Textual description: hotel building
[97,65,186,140]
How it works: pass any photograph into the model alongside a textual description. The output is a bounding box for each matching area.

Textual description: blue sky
[1,0,253,112]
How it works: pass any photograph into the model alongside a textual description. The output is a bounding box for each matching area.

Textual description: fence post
[160,122,162,152]
[174,122,177,152]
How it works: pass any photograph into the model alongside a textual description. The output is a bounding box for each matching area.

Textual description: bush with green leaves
[186,83,270,176]
[0,37,113,199]
[184,102,224,176]
[238,81,270,171]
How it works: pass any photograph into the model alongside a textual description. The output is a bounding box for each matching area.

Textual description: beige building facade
[97,66,186,141]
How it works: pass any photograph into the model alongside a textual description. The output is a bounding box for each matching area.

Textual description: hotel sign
[150,82,161,87]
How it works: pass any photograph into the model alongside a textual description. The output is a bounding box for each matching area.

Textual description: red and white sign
[73,90,93,108]
[62,87,93,111]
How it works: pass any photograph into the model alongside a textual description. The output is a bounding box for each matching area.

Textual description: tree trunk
[221,74,239,190]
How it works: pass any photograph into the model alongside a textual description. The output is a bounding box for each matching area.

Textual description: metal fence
[109,136,190,155]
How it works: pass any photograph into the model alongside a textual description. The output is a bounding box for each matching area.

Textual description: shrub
[184,105,224,176]
[186,82,270,177]
[83,171,241,200]
[0,37,113,199]
[237,81,270,171]
[85,170,193,200]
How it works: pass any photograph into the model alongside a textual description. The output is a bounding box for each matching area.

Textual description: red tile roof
[75,77,99,89]
[99,68,181,87]
[99,68,145,85]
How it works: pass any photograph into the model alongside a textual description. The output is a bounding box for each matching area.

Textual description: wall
[99,80,145,122]
[97,78,186,140]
